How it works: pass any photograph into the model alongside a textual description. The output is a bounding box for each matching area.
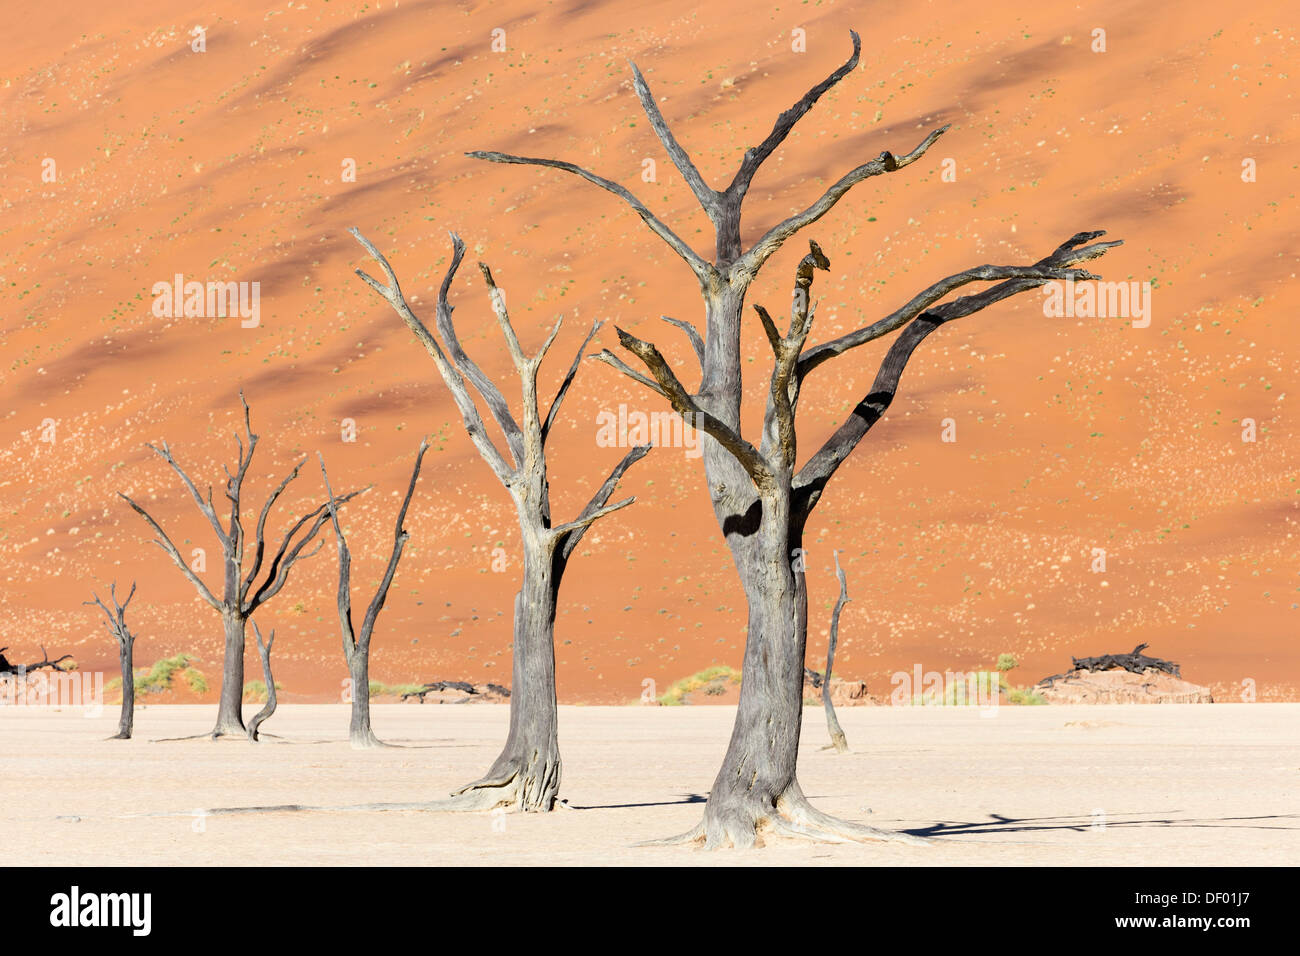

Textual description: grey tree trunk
[348,652,379,748]
[214,611,248,737]
[700,499,811,846]
[452,536,560,811]
[117,636,135,740]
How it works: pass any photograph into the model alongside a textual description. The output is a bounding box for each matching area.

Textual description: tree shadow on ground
[904,811,1300,838]
[566,793,707,810]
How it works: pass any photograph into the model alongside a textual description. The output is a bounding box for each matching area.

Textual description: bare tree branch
[737,124,949,278]
[241,457,308,601]
[246,490,363,614]
[606,326,775,492]
[465,151,711,282]
[145,442,228,546]
[118,493,221,610]
[725,30,862,201]
[659,315,705,370]
[542,320,602,445]
[357,440,429,644]
[757,241,830,467]
[798,231,1124,378]
[430,238,525,467]
[792,232,1123,515]
[554,443,651,562]
[351,228,518,485]
[629,62,720,215]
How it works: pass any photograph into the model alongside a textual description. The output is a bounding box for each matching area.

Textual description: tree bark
[698,499,810,847]
[348,651,380,748]
[214,612,247,736]
[448,532,560,812]
[116,636,135,740]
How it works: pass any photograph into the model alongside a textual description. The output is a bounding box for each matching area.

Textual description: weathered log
[0,645,74,675]
[1038,643,1181,687]
[401,680,478,702]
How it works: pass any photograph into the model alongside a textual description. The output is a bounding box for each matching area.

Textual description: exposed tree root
[638,780,928,849]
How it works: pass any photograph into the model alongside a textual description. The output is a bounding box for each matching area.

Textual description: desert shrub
[242,679,282,703]
[136,654,204,695]
[658,666,740,706]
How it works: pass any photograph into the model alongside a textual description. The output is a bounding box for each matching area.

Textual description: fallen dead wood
[1038,643,1180,687]
[400,681,511,703]
[0,645,75,676]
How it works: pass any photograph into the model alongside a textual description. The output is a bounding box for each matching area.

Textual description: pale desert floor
[3,703,1296,866]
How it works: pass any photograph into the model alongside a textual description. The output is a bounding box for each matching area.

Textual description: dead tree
[0,646,74,676]
[401,681,479,702]
[822,551,849,754]
[350,229,649,812]
[1038,643,1181,687]
[472,31,1121,845]
[246,622,277,742]
[319,439,430,748]
[85,582,138,740]
[119,392,362,737]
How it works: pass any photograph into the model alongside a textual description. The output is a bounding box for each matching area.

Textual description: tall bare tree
[85,581,138,740]
[471,32,1121,845]
[120,393,362,738]
[349,229,649,811]
[320,440,430,748]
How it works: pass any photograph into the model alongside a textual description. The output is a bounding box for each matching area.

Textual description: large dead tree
[120,393,362,737]
[472,31,1121,846]
[349,229,649,811]
[320,440,430,748]
[85,582,138,740]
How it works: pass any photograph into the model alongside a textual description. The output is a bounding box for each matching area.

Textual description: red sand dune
[1,1,1295,703]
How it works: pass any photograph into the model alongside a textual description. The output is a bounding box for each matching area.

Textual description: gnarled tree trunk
[347,652,379,748]
[451,537,561,811]
[699,503,810,846]
[214,611,248,736]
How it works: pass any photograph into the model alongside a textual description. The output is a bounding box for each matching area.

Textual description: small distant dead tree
[85,582,138,740]
[822,551,849,754]
[319,439,430,748]
[350,229,649,812]
[119,392,362,737]
[246,622,277,742]
[466,31,1123,845]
